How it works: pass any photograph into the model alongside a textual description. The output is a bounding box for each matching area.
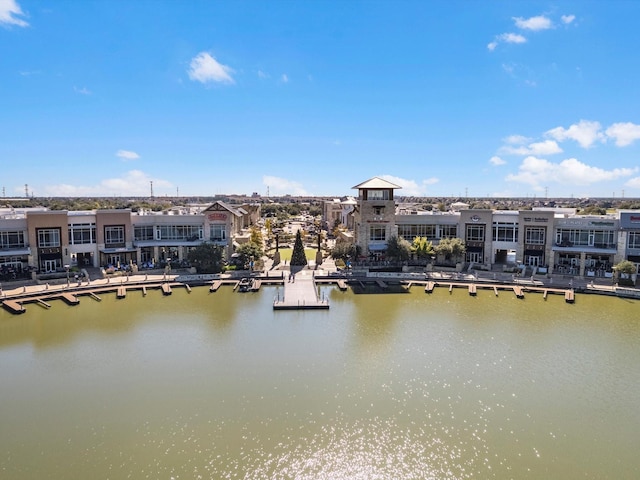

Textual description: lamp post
[64,264,70,286]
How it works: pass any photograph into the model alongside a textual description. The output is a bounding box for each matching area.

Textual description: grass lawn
[272,248,319,262]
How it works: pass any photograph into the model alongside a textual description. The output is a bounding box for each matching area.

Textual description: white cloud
[506,156,637,189]
[605,122,640,147]
[489,156,506,166]
[73,86,91,95]
[263,175,308,196]
[116,150,140,161]
[545,120,604,148]
[187,52,235,84]
[281,73,289,83]
[500,139,563,156]
[503,135,530,145]
[43,170,172,196]
[500,32,527,44]
[625,177,640,189]
[0,0,28,27]
[257,70,269,79]
[379,175,438,196]
[513,15,552,31]
[561,14,576,25]
[488,33,527,51]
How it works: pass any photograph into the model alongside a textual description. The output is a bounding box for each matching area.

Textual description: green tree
[613,260,637,285]
[290,230,308,266]
[411,236,435,260]
[613,260,637,275]
[235,242,264,269]
[434,237,466,265]
[386,235,412,262]
[331,242,359,262]
[249,225,263,246]
[187,243,224,273]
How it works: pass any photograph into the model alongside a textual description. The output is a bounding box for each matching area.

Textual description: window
[134,226,154,241]
[366,190,390,201]
[37,228,61,248]
[68,223,96,245]
[466,224,485,242]
[525,227,546,245]
[373,206,385,216]
[398,224,436,241]
[629,231,640,249]
[493,222,518,242]
[210,224,226,242]
[105,226,125,246]
[0,231,26,250]
[369,226,386,241]
[158,225,202,241]
[556,228,614,247]
[593,230,615,248]
[439,225,457,239]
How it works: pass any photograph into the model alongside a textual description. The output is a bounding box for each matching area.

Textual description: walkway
[273,268,329,310]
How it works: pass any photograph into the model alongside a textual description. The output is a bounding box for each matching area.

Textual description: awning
[368,243,387,251]
[100,247,138,254]
[0,248,31,257]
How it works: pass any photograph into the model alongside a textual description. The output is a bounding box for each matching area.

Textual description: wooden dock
[161,283,172,295]
[565,289,575,303]
[60,292,80,305]
[116,286,126,299]
[210,280,222,292]
[425,281,435,293]
[273,271,329,310]
[468,284,477,296]
[2,299,26,314]
[512,286,525,298]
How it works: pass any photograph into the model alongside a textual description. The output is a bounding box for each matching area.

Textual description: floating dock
[2,299,25,314]
[60,292,80,305]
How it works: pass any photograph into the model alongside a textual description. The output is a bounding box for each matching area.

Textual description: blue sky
[3,1,640,199]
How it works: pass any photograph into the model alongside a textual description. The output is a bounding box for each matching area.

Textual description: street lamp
[64,264,70,286]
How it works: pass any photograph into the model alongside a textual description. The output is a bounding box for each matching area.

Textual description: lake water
[1,284,639,479]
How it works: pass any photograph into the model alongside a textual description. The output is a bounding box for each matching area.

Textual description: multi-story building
[349,176,632,280]
[0,201,258,275]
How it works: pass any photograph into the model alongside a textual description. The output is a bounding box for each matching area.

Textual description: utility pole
[150,181,154,200]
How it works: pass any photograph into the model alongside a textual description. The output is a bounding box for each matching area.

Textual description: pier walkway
[273,269,329,310]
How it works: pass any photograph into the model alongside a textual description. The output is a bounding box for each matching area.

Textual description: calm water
[1,284,639,479]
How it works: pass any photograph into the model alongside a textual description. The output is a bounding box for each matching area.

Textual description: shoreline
[2,265,639,315]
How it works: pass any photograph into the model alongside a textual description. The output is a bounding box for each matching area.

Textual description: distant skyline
[2,1,640,198]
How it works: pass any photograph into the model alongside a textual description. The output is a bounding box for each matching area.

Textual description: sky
[2,0,640,199]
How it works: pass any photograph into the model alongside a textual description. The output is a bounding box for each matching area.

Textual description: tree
[187,242,224,273]
[434,237,466,265]
[386,235,412,262]
[331,242,359,262]
[290,230,308,266]
[614,260,637,275]
[249,225,263,246]
[411,236,435,260]
[235,242,264,269]
[613,260,637,285]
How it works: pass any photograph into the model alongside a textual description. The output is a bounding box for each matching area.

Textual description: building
[349,176,633,279]
[0,201,259,276]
